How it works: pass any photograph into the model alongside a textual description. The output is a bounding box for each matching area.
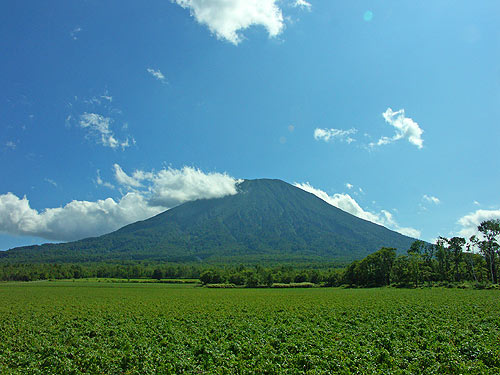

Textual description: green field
[0,282,499,374]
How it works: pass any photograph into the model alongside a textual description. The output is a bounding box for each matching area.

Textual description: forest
[1,219,498,289]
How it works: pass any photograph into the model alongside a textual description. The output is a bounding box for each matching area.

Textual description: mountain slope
[1,179,417,263]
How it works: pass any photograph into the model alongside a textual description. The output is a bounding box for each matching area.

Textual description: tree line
[0,260,343,283]
[199,219,500,287]
[1,219,498,288]
[342,219,500,287]
[0,263,203,282]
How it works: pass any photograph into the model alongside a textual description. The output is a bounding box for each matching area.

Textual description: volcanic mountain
[1,179,417,263]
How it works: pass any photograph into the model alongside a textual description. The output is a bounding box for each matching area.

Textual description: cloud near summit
[113,164,242,207]
[0,166,240,242]
[0,166,422,244]
[294,182,421,238]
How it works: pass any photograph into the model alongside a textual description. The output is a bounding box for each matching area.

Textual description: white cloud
[370,108,424,149]
[0,192,162,242]
[0,166,241,242]
[5,141,16,150]
[70,27,81,40]
[380,209,396,226]
[79,113,130,150]
[115,164,241,207]
[346,183,353,190]
[397,227,422,238]
[147,68,167,83]
[96,170,115,190]
[149,167,241,207]
[293,0,312,11]
[84,97,102,106]
[295,183,383,224]
[294,182,421,238]
[173,0,284,45]
[44,178,57,188]
[113,164,143,188]
[423,194,440,205]
[314,128,357,144]
[456,209,500,240]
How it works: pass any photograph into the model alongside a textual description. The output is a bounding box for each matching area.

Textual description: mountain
[1,179,417,264]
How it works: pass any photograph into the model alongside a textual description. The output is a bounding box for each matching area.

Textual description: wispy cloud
[5,141,16,150]
[84,97,103,106]
[95,170,115,190]
[101,95,113,102]
[422,194,440,205]
[295,182,421,238]
[173,0,284,45]
[70,27,82,40]
[147,68,167,83]
[67,92,133,151]
[113,164,143,188]
[293,0,312,11]
[345,183,353,189]
[314,128,357,144]
[370,108,424,149]
[44,178,57,188]
[79,113,130,150]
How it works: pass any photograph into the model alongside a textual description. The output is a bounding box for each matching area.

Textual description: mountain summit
[2,179,417,263]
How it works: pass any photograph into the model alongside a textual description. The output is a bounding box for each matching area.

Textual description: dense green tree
[244,270,259,288]
[264,271,274,287]
[152,268,163,280]
[391,256,410,286]
[342,261,359,286]
[420,242,436,282]
[435,237,451,282]
[462,245,485,283]
[407,242,424,287]
[340,248,396,287]
[444,237,466,282]
[200,269,224,285]
[294,271,308,283]
[476,219,500,283]
[309,270,320,285]
[227,272,245,285]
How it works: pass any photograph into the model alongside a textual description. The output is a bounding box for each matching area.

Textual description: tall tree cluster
[344,219,500,287]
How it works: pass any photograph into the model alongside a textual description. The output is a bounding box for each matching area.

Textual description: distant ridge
[1,179,417,263]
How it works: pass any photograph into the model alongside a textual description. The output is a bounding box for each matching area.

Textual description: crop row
[0,283,499,374]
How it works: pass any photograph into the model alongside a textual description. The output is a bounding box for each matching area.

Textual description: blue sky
[1,0,499,250]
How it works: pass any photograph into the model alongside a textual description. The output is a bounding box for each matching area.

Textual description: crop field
[0,282,499,374]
